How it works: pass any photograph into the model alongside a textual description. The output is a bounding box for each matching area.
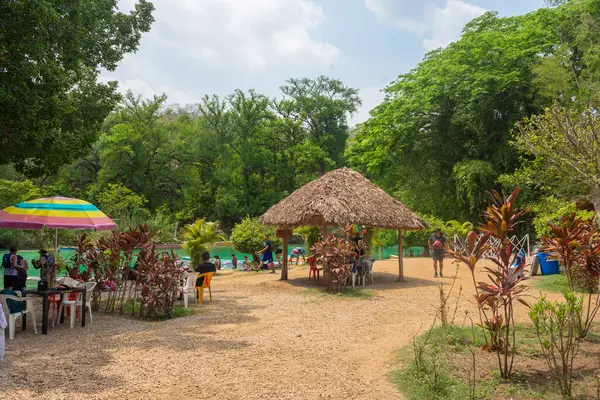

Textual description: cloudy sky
[106,0,545,125]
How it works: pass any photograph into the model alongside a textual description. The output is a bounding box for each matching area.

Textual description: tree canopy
[0,0,154,177]
[347,4,585,222]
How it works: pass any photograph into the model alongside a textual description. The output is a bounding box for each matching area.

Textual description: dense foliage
[348,0,600,228]
[0,0,154,177]
[230,217,281,262]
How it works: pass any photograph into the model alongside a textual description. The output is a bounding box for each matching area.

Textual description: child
[231,254,238,270]
[243,256,252,271]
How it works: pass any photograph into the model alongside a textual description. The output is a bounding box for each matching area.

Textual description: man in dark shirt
[256,234,275,273]
[195,251,216,286]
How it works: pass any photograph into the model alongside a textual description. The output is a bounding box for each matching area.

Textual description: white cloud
[132,0,339,70]
[365,0,486,50]
[102,0,340,105]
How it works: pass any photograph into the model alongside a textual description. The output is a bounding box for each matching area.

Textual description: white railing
[453,234,530,258]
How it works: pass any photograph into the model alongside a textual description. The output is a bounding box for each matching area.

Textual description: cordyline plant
[541,213,600,338]
[136,245,182,319]
[72,225,183,319]
[449,189,529,380]
[311,235,356,292]
[540,214,586,292]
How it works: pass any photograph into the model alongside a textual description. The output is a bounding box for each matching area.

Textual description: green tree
[199,90,274,215]
[96,182,150,226]
[512,105,600,217]
[0,0,154,176]
[182,219,227,267]
[281,76,361,175]
[230,217,281,262]
[347,8,564,221]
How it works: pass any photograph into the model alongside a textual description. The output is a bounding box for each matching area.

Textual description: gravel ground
[0,258,557,400]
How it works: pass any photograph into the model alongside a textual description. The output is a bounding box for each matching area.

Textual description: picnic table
[24,286,87,335]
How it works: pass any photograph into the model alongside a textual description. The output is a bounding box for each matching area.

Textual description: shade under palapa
[259,168,426,230]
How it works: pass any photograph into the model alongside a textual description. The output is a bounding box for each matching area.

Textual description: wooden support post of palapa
[398,229,404,282]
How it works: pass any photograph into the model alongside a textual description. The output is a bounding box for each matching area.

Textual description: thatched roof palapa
[259,168,427,230]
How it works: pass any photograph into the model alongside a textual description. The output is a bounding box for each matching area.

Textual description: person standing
[33,249,56,283]
[428,228,447,278]
[231,254,238,270]
[10,248,28,292]
[256,234,275,273]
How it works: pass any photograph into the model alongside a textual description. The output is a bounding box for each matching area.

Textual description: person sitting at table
[0,283,23,314]
[33,249,56,282]
[195,252,216,286]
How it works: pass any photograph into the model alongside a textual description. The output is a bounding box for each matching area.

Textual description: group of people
[1,248,56,315]
[2,247,56,291]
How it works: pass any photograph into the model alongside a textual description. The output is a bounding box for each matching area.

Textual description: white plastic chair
[0,293,37,339]
[180,272,199,308]
[58,282,97,328]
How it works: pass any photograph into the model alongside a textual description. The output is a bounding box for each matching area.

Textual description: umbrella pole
[55,228,58,260]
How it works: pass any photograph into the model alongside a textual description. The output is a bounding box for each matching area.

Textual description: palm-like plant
[183,219,227,266]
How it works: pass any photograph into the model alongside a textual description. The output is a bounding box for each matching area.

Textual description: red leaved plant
[450,189,529,380]
[311,235,355,292]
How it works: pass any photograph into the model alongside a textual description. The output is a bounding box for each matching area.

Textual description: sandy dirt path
[0,258,556,400]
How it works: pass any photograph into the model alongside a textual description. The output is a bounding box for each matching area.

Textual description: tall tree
[281,76,361,175]
[0,0,154,176]
[199,90,274,215]
[347,8,565,221]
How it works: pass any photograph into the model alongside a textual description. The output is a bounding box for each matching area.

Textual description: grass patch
[390,323,600,400]
[300,287,376,299]
[119,300,200,321]
[531,273,572,294]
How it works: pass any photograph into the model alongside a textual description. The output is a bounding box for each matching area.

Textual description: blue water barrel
[538,252,560,275]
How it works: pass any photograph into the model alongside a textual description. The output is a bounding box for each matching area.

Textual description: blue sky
[106,0,546,125]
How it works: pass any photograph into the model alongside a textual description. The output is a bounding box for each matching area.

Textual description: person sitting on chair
[195,252,216,286]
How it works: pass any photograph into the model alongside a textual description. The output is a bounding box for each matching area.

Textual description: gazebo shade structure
[259,168,427,280]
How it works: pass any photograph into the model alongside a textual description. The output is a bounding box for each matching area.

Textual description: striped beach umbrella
[0,196,116,231]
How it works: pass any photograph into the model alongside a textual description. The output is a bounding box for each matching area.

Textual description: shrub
[73,225,183,319]
[529,291,583,398]
[182,218,226,267]
[541,213,600,337]
[311,235,360,292]
[230,217,281,262]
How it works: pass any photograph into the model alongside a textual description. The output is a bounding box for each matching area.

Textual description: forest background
[1,0,598,250]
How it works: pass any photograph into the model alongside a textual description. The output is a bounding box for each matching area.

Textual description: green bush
[529,291,583,398]
[230,217,281,262]
[531,197,594,238]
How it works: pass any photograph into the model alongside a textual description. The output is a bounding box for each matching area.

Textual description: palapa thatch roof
[259,168,427,230]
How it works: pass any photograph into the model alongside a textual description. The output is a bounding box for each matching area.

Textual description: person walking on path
[256,234,275,273]
[428,228,447,278]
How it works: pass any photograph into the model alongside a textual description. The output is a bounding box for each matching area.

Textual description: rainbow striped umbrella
[0,196,116,231]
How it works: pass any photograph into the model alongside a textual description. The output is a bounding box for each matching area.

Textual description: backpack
[1,254,10,270]
[432,240,444,251]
